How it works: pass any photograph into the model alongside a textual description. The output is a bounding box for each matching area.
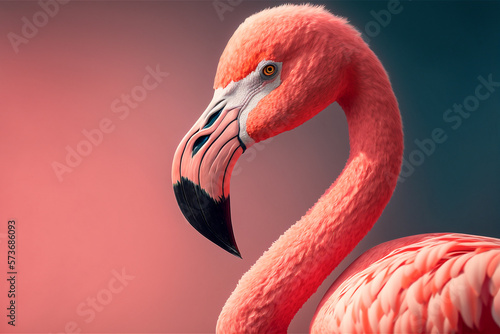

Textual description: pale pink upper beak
[172,102,245,257]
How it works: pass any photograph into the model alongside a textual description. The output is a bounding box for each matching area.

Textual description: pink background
[1,1,498,333]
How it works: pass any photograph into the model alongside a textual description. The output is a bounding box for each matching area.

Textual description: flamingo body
[172,4,500,333]
[312,233,500,333]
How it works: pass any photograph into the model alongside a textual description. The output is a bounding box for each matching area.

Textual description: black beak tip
[227,244,242,259]
[173,177,242,258]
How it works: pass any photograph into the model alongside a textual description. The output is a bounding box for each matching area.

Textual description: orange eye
[262,64,276,77]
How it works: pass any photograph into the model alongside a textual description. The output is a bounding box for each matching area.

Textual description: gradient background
[0,1,499,333]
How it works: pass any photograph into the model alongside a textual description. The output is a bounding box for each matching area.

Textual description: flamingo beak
[172,101,245,258]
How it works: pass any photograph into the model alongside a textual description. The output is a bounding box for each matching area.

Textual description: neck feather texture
[217,48,403,333]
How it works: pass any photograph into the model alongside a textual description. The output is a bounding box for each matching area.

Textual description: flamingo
[172,4,500,333]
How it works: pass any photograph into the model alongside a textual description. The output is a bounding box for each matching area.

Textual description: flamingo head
[172,4,362,256]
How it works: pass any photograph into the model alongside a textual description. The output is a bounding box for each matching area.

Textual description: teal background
[324,0,500,240]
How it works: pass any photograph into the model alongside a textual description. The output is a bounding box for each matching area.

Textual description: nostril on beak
[192,106,224,157]
[192,135,210,156]
[203,108,222,129]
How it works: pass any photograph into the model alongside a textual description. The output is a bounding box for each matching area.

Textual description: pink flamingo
[172,4,500,333]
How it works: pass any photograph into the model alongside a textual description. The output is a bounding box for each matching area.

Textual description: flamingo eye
[261,64,277,79]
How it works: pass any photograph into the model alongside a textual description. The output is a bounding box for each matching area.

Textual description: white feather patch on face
[205,60,282,149]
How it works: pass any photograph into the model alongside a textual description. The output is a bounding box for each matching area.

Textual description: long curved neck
[217,49,403,333]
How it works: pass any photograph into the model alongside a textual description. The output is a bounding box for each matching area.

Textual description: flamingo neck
[217,49,403,333]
